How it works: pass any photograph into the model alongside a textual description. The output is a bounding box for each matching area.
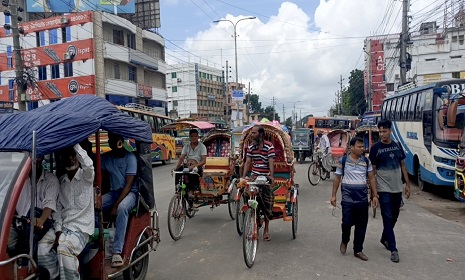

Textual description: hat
[317,130,324,134]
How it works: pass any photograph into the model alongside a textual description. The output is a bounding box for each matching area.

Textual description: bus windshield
[435,97,465,145]
[0,152,26,214]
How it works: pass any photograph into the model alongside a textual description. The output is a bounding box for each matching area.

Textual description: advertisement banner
[27,1,135,14]
[137,84,152,98]
[22,75,95,102]
[0,85,11,102]
[232,90,244,100]
[0,102,13,113]
[20,12,93,34]
[370,40,387,110]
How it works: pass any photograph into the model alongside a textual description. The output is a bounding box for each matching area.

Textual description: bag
[341,155,369,177]
[105,222,115,259]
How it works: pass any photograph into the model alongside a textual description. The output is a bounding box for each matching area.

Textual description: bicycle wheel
[243,209,258,268]
[236,192,246,235]
[308,162,321,186]
[228,180,238,220]
[291,198,298,239]
[167,194,186,241]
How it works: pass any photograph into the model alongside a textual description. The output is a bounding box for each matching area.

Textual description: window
[61,27,71,43]
[171,72,177,78]
[452,72,460,79]
[64,62,73,77]
[415,92,426,119]
[408,93,418,120]
[425,58,437,61]
[143,115,155,132]
[49,29,58,45]
[8,79,14,101]
[391,99,397,120]
[38,66,47,80]
[51,64,60,79]
[129,66,137,82]
[386,83,394,92]
[113,30,124,45]
[36,31,45,47]
[401,95,410,120]
[114,63,120,79]
[460,35,464,45]
[5,15,10,36]
[6,46,12,68]
[127,33,136,49]
[172,86,177,93]
[452,36,458,42]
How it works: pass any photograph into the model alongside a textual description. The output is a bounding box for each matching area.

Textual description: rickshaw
[0,95,160,280]
[161,122,237,241]
[327,129,351,170]
[292,128,314,164]
[234,123,298,268]
[354,124,380,155]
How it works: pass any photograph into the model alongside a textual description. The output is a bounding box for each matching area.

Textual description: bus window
[153,116,161,132]
[401,95,410,120]
[416,92,426,119]
[396,98,403,120]
[143,115,155,132]
[434,94,462,143]
[317,119,323,128]
[424,90,433,110]
[408,93,418,120]
[133,112,141,120]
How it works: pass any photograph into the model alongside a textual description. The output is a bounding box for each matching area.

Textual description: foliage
[285,116,292,127]
[262,106,280,122]
[244,94,262,114]
[341,69,366,116]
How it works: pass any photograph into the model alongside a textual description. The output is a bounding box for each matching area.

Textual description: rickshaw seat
[205,157,229,169]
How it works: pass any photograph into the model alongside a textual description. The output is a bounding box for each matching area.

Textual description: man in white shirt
[317,130,332,179]
[38,144,94,280]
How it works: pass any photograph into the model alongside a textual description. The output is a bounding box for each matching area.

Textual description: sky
[159,0,440,119]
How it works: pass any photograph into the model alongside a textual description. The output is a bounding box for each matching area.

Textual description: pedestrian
[316,130,332,179]
[331,137,378,261]
[368,119,411,263]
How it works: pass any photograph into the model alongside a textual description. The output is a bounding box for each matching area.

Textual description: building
[364,17,465,110]
[227,81,247,127]
[0,11,168,114]
[166,63,225,120]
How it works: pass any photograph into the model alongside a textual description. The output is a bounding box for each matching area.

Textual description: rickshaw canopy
[0,95,153,157]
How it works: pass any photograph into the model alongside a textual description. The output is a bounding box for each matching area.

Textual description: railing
[123,103,159,114]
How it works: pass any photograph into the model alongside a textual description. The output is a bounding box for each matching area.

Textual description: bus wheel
[162,152,172,165]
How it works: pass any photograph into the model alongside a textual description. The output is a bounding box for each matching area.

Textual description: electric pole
[225,60,229,127]
[282,104,285,123]
[272,97,276,121]
[338,75,345,115]
[400,0,409,85]
[246,81,251,125]
[8,0,26,111]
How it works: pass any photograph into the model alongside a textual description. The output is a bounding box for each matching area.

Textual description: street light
[213,16,256,83]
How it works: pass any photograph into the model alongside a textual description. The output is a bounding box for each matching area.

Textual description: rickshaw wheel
[308,162,321,186]
[167,194,186,241]
[292,198,298,239]
[228,181,238,220]
[235,193,246,235]
[123,236,149,280]
[243,209,258,268]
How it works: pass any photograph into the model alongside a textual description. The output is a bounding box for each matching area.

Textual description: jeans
[102,189,137,254]
[378,192,403,252]
[341,201,369,253]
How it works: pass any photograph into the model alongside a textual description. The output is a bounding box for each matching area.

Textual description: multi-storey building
[0,11,168,114]
[364,19,465,110]
[166,63,225,120]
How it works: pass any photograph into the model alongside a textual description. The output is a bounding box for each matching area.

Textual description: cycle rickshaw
[235,123,298,268]
[0,95,160,280]
[161,122,237,241]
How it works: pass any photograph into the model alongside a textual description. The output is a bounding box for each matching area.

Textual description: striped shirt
[335,156,373,203]
[246,140,276,176]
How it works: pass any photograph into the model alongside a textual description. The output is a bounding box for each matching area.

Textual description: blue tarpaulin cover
[0,95,152,157]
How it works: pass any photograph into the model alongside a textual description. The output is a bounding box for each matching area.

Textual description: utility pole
[9,0,26,111]
[272,97,276,121]
[246,81,251,125]
[225,60,229,127]
[282,104,285,123]
[400,0,409,85]
[338,75,345,115]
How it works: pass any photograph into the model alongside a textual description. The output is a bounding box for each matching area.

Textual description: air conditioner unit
[63,53,72,60]
[395,74,400,80]
[177,78,182,82]
[61,17,69,24]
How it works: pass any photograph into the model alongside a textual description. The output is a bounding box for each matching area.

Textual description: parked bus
[306,116,357,134]
[381,79,465,192]
[118,103,176,164]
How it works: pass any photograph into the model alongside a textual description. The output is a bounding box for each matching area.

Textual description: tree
[342,69,366,116]
[244,93,262,114]
[262,106,280,122]
[285,116,292,127]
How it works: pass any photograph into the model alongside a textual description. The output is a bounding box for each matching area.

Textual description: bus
[358,110,381,127]
[306,116,357,134]
[381,79,465,192]
[118,103,176,164]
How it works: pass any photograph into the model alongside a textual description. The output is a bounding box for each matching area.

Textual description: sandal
[263,233,271,241]
[111,254,124,268]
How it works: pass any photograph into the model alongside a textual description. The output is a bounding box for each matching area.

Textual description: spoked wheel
[228,180,238,220]
[236,192,246,235]
[167,194,186,241]
[185,198,196,219]
[308,162,321,186]
[123,236,149,280]
[242,209,258,268]
[292,198,298,239]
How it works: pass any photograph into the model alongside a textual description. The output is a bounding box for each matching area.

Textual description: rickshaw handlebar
[172,171,200,176]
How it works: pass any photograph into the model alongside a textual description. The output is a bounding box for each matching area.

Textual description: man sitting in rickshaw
[242,125,275,241]
[38,144,95,280]
[316,130,332,179]
[8,156,59,257]
[173,129,207,208]
[101,133,138,268]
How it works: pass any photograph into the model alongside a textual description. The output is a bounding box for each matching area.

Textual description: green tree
[262,106,280,122]
[285,116,292,127]
[342,69,366,116]
[244,93,262,114]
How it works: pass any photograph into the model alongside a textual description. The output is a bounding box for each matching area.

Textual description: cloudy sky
[159,0,440,119]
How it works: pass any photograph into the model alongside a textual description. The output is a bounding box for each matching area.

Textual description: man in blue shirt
[369,119,411,263]
[102,133,138,268]
[331,137,378,261]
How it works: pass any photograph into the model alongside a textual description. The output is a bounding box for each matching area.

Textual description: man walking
[331,137,378,261]
[317,130,332,179]
[369,119,411,263]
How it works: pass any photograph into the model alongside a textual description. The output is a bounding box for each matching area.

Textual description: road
[144,162,465,280]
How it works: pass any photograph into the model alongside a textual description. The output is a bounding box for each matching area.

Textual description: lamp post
[213,16,256,83]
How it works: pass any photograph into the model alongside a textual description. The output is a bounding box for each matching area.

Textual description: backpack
[341,155,369,177]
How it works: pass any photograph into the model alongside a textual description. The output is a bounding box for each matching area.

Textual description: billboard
[369,39,387,111]
[27,0,135,14]
[232,90,244,100]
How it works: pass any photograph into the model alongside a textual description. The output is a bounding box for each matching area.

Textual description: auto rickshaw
[292,128,314,164]
[160,122,236,240]
[0,95,160,280]
[327,129,351,170]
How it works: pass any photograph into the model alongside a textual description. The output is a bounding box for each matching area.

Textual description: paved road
[145,162,465,280]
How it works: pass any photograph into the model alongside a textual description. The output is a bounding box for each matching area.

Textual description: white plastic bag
[105,223,115,259]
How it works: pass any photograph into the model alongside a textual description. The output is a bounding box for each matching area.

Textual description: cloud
[167,0,440,118]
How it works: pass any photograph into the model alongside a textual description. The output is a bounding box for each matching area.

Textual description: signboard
[137,84,152,98]
[232,90,244,100]
[369,39,387,111]
[27,0,135,14]
[0,102,13,113]
[19,12,93,35]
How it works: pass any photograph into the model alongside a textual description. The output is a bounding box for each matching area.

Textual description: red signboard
[369,40,387,111]
[137,84,153,98]
[0,75,96,102]
[19,11,93,35]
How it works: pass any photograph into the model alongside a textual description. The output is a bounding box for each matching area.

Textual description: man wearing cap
[317,130,332,179]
